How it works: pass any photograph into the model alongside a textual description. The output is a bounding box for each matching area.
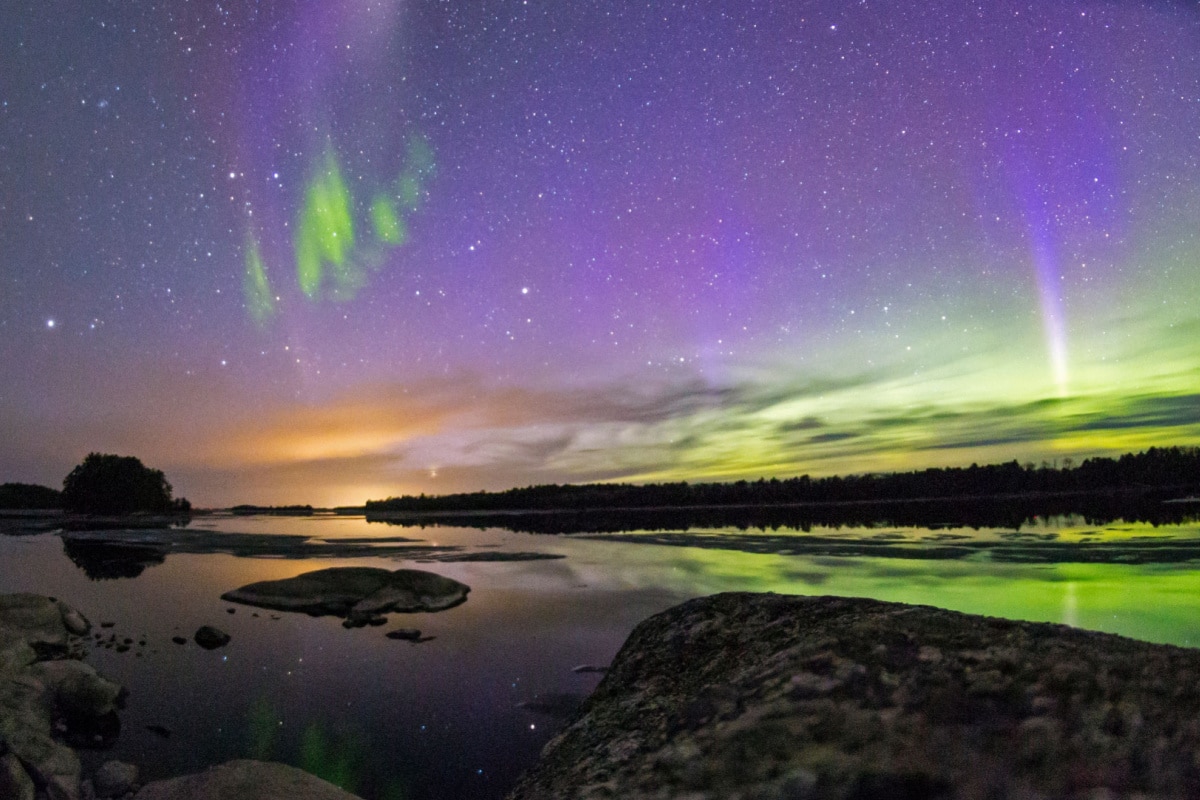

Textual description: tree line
[366,446,1200,513]
[1,453,189,515]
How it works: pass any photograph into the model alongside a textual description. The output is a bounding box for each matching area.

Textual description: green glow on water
[246,695,280,759]
[643,537,1200,648]
[300,720,364,793]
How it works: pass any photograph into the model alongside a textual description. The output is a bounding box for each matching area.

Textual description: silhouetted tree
[0,482,62,509]
[61,453,189,515]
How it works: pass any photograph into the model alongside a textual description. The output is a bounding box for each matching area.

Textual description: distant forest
[0,482,62,510]
[366,446,1200,514]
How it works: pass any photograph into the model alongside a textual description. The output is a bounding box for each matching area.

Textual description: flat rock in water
[507,592,1200,800]
[385,628,422,641]
[220,567,469,617]
[133,760,363,800]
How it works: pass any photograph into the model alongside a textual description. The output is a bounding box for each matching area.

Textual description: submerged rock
[508,592,1200,800]
[221,567,469,617]
[93,760,139,798]
[385,628,422,641]
[133,759,363,800]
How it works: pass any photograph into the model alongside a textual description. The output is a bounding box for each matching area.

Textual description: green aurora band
[242,235,275,326]
[243,135,434,320]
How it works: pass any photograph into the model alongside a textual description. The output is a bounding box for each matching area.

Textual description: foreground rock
[193,625,231,650]
[508,592,1200,800]
[0,594,121,800]
[221,567,469,618]
[133,760,363,800]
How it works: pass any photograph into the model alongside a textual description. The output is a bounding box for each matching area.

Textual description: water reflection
[366,496,1200,534]
[2,511,1200,799]
[62,538,167,580]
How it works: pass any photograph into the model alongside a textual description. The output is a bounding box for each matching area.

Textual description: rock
[517,693,584,719]
[0,753,36,800]
[133,759,364,800]
[385,628,421,641]
[507,592,1200,800]
[0,594,121,800]
[93,761,139,798]
[193,626,230,650]
[27,659,123,717]
[0,594,90,670]
[170,636,186,645]
[221,567,469,618]
[571,664,608,674]
[59,605,91,637]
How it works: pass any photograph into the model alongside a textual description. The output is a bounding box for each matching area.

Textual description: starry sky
[2,0,1199,507]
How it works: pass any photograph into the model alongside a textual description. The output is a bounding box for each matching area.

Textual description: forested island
[367,446,1200,513]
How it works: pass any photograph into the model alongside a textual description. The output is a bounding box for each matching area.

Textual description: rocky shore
[0,593,365,800]
[13,588,1200,799]
[507,592,1200,800]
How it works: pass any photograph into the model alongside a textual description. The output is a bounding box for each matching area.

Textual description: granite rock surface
[507,592,1200,800]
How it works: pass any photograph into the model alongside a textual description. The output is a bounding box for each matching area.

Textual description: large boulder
[221,567,469,617]
[133,760,363,800]
[0,752,36,800]
[0,594,113,800]
[27,659,122,717]
[508,592,1200,800]
[0,594,90,671]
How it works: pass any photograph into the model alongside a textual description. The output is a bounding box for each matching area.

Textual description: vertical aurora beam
[243,234,276,325]
[1028,231,1070,398]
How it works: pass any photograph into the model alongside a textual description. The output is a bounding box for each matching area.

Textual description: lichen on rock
[0,593,117,800]
[507,592,1200,800]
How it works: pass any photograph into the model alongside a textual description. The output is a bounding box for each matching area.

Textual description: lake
[2,509,1200,799]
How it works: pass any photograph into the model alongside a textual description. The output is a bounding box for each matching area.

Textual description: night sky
[2,1,1199,507]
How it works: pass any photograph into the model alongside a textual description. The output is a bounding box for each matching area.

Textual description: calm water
[3,513,1200,799]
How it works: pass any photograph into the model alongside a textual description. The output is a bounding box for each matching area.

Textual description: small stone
[386,628,422,641]
[226,608,236,614]
[194,626,231,650]
[93,760,138,799]
[61,610,91,637]
[171,636,187,645]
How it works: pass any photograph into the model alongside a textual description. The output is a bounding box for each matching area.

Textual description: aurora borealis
[2,1,1199,507]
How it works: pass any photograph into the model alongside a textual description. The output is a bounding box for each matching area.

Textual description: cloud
[9,343,1198,507]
